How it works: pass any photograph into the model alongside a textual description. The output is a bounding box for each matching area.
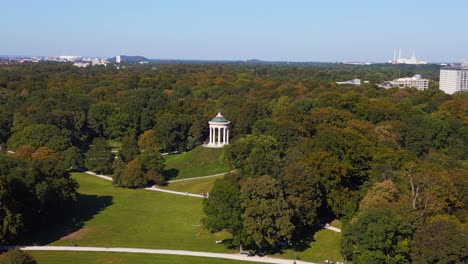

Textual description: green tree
[226,135,282,178]
[118,136,140,163]
[283,158,322,229]
[59,146,84,169]
[121,159,146,188]
[139,147,165,173]
[0,249,36,264]
[138,130,159,149]
[203,175,245,248]
[0,177,23,244]
[87,102,117,137]
[7,124,71,152]
[359,180,399,211]
[240,176,295,249]
[85,138,114,174]
[411,217,468,264]
[341,208,413,264]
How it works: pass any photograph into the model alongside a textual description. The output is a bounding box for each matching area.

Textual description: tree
[226,135,282,178]
[0,177,23,244]
[85,138,114,174]
[411,217,468,264]
[121,159,146,188]
[203,175,245,248]
[0,249,37,264]
[341,208,413,264]
[139,147,165,173]
[138,130,159,149]
[359,180,399,211]
[59,146,84,169]
[283,158,322,229]
[7,124,71,152]
[87,102,117,137]
[240,176,295,249]
[147,169,165,186]
[118,136,140,163]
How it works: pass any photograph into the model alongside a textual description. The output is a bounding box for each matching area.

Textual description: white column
[217,127,220,145]
[220,127,224,144]
[212,127,215,144]
[227,128,229,144]
[224,127,228,144]
[209,126,212,144]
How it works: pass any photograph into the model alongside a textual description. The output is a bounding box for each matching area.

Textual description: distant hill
[108,55,148,63]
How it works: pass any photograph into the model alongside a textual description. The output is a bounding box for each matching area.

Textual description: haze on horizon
[1,0,467,62]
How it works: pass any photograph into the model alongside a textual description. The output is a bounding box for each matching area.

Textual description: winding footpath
[1,246,316,264]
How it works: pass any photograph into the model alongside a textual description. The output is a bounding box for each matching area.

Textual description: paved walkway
[324,225,342,233]
[83,171,207,198]
[167,170,236,183]
[0,246,316,264]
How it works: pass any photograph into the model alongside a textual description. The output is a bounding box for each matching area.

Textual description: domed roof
[210,112,229,123]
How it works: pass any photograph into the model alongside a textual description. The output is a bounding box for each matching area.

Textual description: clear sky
[1,0,467,62]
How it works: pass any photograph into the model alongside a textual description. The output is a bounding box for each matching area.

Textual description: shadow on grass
[18,194,113,246]
[162,168,179,180]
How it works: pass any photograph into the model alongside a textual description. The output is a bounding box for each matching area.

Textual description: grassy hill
[163,146,231,180]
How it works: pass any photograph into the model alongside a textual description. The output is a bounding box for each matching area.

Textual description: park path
[324,225,341,233]
[82,171,210,198]
[0,246,316,264]
[167,170,236,183]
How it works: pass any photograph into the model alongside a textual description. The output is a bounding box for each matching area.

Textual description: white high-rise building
[439,67,468,95]
[116,55,121,64]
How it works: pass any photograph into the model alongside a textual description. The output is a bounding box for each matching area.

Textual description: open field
[24,173,231,253]
[28,251,260,264]
[22,172,342,263]
[275,229,343,263]
[163,175,223,194]
[163,146,231,180]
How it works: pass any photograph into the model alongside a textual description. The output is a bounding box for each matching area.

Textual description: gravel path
[0,246,316,264]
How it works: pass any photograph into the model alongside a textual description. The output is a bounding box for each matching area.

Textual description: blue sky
[1,0,467,62]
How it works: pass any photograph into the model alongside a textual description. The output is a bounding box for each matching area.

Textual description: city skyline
[1,0,467,62]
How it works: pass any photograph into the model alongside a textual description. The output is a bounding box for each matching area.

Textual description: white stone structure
[439,67,468,95]
[377,75,429,90]
[205,112,230,148]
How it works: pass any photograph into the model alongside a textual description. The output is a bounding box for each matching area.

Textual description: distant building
[336,78,361,86]
[378,75,429,90]
[116,55,121,64]
[389,49,427,65]
[59,55,80,62]
[73,62,90,68]
[439,67,468,94]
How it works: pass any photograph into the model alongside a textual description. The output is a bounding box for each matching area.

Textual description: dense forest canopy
[0,62,466,263]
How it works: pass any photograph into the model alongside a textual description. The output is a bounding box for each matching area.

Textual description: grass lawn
[28,251,258,264]
[23,173,231,253]
[22,172,342,263]
[330,219,342,229]
[163,146,231,180]
[163,176,223,194]
[107,139,122,153]
[274,229,343,263]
